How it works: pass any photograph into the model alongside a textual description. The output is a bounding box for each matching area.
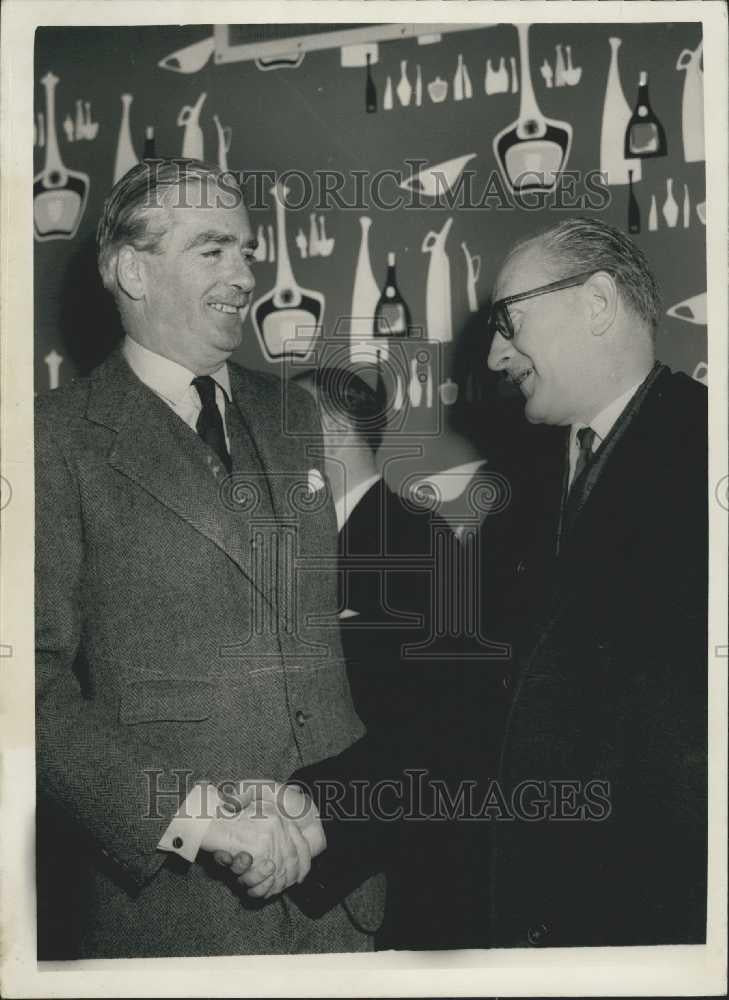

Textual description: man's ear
[586,271,618,337]
[116,245,146,301]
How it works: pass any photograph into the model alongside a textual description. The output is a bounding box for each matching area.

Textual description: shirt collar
[335,473,381,533]
[571,374,649,451]
[122,335,231,405]
[589,377,647,444]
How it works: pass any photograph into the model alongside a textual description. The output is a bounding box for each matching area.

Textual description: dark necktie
[572,425,597,488]
[192,375,232,473]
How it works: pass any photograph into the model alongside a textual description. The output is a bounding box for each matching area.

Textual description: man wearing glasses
[227,218,708,950]
[480,217,708,947]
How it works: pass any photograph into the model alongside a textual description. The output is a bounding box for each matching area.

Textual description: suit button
[295,710,311,726]
[501,673,511,690]
[527,922,551,946]
[515,559,527,576]
[172,836,184,849]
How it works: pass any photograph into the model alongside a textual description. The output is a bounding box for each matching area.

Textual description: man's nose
[232,257,256,294]
[486,330,512,371]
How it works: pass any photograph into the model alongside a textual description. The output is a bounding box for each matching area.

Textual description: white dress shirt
[122,335,232,449]
[568,376,648,489]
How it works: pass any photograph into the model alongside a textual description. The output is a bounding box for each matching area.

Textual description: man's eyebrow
[183,231,257,251]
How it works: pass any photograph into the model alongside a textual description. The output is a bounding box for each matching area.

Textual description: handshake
[199,781,324,899]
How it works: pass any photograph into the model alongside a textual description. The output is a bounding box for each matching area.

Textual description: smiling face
[486,244,603,427]
[134,186,257,373]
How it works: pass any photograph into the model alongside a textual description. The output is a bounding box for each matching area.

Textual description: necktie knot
[577,425,596,455]
[192,374,217,408]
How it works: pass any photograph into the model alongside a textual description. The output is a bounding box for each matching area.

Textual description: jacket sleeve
[287,735,398,917]
[35,416,210,887]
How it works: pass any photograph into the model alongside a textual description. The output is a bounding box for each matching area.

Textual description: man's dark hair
[513,217,662,333]
[96,158,242,294]
[294,366,387,455]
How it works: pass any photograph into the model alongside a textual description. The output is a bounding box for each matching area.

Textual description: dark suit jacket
[485,363,708,947]
[296,480,499,949]
[336,478,456,733]
[293,363,708,950]
[35,349,384,958]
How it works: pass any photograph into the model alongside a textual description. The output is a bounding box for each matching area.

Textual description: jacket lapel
[228,364,335,560]
[226,367,340,643]
[557,364,668,582]
[86,350,271,604]
[524,364,669,659]
[562,362,664,538]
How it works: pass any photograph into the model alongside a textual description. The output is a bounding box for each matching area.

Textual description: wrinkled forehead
[493,241,552,301]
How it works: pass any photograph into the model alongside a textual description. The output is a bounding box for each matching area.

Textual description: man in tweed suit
[35,160,384,958]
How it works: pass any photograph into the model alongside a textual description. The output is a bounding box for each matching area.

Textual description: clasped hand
[200,781,324,899]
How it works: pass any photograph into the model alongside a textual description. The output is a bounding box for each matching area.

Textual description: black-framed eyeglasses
[487,270,600,341]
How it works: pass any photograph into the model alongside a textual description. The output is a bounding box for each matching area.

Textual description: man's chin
[523,395,547,425]
[210,320,245,351]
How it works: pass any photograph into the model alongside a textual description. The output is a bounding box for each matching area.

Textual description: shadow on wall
[59,232,124,375]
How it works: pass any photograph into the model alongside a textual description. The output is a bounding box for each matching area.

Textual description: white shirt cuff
[157,782,222,863]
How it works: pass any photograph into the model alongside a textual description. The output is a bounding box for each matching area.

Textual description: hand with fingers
[204,780,325,900]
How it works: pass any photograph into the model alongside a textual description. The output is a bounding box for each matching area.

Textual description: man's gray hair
[513,217,662,332]
[96,159,242,294]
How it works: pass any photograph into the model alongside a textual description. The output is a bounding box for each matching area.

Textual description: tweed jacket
[35,348,384,958]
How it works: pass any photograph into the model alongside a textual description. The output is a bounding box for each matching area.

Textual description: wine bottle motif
[254,224,267,262]
[554,44,566,87]
[454,54,465,101]
[408,358,422,407]
[439,378,459,406]
[627,170,640,234]
[350,216,380,363]
[143,126,156,160]
[415,65,423,107]
[648,195,658,232]
[374,252,411,337]
[114,93,139,184]
[624,71,667,158]
[366,53,377,113]
[396,61,412,107]
[600,37,641,186]
[661,178,678,229]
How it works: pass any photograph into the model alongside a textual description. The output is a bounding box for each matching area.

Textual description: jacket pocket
[119,679,215,724]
